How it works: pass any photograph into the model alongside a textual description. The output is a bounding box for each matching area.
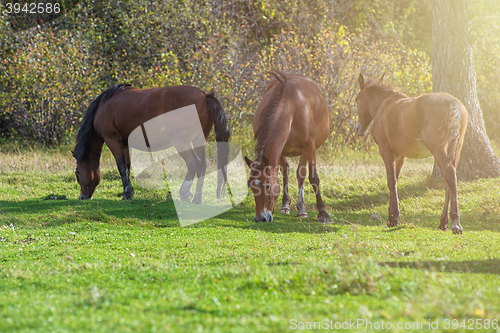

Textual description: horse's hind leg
[434,150,462,234]
[439,188,450,231]
[192,144,207,204]
[307,149,329,223]
[178,147,201,202]
[279,156,291,214]
[296,155,308,218]
[444,165,461,233]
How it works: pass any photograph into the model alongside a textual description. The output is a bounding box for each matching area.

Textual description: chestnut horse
[354,74,467,234]
[73,84,230,202]
[245,71,330,223]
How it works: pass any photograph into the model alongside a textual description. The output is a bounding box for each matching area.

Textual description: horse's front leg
[296,155,308,218]
[122,146,134,200]
[108,139,134,200]
[380,148,399,227]
[124,146,131,173]
[279,156,291,214]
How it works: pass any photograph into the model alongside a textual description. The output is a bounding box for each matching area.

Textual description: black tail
[206,91,230,198]
[73,84,130,163]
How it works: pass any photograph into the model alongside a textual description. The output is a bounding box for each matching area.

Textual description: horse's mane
[366,79,406,98]
[254,70,287,162]
[73,83,130,163]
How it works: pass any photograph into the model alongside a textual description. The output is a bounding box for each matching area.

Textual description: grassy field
[1,145,499,332]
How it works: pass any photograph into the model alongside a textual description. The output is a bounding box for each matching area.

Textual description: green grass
[1,145,500,332]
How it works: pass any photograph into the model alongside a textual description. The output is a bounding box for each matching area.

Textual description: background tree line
[0,0,498,156]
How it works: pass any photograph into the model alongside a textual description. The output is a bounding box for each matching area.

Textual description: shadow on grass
[381,259,500,275]
[177,201,342,234]
[329,177,441,212]
[323,175,500,232]
[218,220,342,234]
[1,174,498,234]
[0,197,180,228]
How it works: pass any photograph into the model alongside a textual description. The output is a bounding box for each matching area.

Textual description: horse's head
[245,156,280,222]
[355,73,386,136]
[355,73,372,136]
[75,159,101,200]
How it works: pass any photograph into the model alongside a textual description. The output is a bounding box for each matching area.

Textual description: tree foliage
[0,0,497,153]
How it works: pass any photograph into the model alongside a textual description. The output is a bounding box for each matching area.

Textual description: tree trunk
[431,0,500,180]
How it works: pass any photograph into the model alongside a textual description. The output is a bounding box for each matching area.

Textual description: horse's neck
[87,133,105,162]
[371,90,405,116]
[262,117,290,167]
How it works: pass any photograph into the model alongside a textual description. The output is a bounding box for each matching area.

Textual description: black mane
[72,84,130,163]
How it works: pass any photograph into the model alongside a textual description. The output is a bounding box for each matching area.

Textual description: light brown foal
[355,74,467,234]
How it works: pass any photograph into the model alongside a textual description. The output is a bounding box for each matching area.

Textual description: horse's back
[257,73,330,157]
[94,85,209,142]
[381,92,467,158]
[282,75,330,143]
[415,92,465,120]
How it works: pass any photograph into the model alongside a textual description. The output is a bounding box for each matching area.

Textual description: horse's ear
[358,73,365,88]
[379,73,386,82]
[244,156,253,168]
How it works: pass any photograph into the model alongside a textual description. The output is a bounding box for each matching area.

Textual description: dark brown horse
[355,74,468,234]
[73,84,230,202]
[245,71,330,223]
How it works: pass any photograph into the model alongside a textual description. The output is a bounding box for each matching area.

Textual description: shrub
[0,0,434,151]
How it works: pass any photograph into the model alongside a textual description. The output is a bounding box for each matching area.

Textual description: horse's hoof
[123,193,133,200]
[318,215,330,224]
[280,207,291,214]
[387,220,398,228]
[123,186,134,200]
[179,192,192,202]
[192,193,202,205]
[297,210,308,218]
[452,225,463,234]
[438,225,448,231]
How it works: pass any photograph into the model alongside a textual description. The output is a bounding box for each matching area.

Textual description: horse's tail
[206,91,230,198]
[254,70,288,161]
[73,83,130,163]
[445,100,464,162]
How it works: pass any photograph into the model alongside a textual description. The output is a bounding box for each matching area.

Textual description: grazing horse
[245,71,330,223]
[73,84,230,202]
[354,74,468,234]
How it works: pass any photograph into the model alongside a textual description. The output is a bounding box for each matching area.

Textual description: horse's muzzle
[79,195,89,200]
[254,209,273,222]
